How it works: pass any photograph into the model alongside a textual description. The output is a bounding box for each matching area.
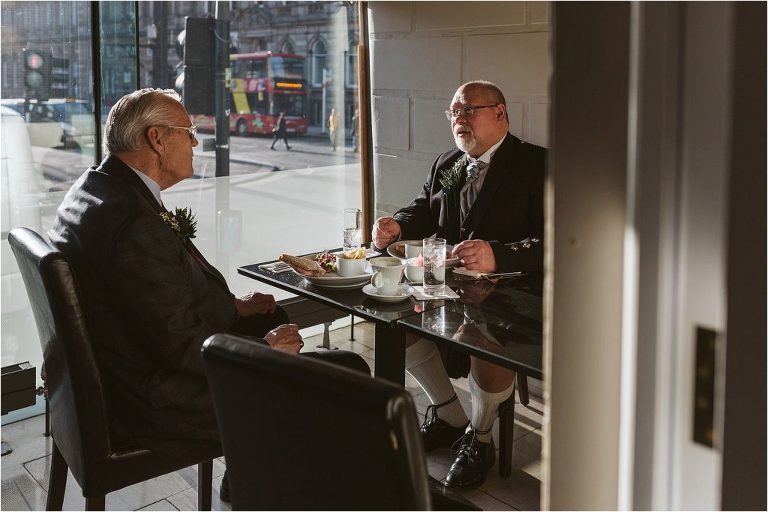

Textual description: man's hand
[372,216,401,249]
[452,239,497,272]
[264,324,304,354]
[234,292,276,317]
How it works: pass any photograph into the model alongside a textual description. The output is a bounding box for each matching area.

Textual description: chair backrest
[202,333,432,510]
[8,228,111,479]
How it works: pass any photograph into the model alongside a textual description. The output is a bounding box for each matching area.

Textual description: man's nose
[192,136,199,147]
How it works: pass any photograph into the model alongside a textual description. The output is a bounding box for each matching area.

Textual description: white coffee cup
[404,240,423,259]
[404,257,424,282]
[369,257,404,296]
[336,254,366,276]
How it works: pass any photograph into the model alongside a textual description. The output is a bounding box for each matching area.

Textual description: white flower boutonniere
[438,158,466,194]
[160,207,197,241]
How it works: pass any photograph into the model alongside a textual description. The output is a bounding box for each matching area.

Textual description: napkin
[412,285,460,300]
[452,266,489,279]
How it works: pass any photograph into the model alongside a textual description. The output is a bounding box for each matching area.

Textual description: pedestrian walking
[328,108,338,151]
[270,112,291,150]
[351,108,360,152]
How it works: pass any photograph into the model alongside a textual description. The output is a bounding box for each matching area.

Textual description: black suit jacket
[48,155,237,453]
[393,133,546,272]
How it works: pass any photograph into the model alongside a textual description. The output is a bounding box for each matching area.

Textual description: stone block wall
[368,1,552,218]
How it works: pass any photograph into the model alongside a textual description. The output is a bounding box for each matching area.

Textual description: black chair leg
[85,495,105,510]
[46,442,68,510]
[497,396,515,478]
[349,314,355,341]
[198,460,213,510]
[517,373,529,406]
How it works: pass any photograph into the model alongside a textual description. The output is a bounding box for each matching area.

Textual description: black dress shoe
[219,470,231,503]
[421,404,468,452]
[445,429,496,488]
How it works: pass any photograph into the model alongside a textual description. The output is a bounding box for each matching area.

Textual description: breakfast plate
[362,283,414,303]
[291,268,372,289]
[387,240,460,267]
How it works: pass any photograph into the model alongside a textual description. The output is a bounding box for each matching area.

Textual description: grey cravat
[460,160,487,220]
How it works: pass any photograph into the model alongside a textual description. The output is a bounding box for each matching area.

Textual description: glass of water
[422,237,446,296]
[343,208,362,251]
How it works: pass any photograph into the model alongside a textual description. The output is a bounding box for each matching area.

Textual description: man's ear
[145,126,165,154]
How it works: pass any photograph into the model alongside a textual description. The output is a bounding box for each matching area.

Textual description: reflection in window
[310,39,327,87]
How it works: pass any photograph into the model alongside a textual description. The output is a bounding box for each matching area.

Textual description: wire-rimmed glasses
[444,104,498,121]
[162,124,198,140]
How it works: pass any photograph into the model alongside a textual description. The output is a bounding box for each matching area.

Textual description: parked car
[0,98,96,156]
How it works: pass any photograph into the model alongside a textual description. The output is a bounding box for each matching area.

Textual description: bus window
[246,93,267,115]
[270,56,304,79]
[252,60,267,79]
[273,94,305,117]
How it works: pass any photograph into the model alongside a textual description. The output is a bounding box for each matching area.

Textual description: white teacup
[404,240,423,259]
[336,254,366,276]
[369,257,404,296]
[404,257,424,282]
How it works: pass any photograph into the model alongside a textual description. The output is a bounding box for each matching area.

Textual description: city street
[193,132,361,177]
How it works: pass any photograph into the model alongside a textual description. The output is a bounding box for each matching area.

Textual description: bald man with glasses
[372,80,545,488]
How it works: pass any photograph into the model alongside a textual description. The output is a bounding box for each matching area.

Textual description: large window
[1,1,366,421]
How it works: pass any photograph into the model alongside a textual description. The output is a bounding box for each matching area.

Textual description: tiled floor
[1,321,542,511]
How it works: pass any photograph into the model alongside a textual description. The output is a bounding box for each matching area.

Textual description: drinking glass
[343,208,362,251]
[422,237,446,296]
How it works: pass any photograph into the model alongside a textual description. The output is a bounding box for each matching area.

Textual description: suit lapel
[99,156,231,292]
[461,133,518,234]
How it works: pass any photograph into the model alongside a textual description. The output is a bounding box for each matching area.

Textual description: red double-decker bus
[193,52,308,136]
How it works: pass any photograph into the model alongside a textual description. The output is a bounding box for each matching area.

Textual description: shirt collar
[466,134,506,166]
[127,165,163,206]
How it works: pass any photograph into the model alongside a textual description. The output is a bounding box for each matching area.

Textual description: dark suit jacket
[393,133,545,272]
[48,155,237,454]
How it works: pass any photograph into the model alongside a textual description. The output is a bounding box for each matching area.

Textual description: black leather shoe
[445,430,496,488]
[421,404,468,452]
[219,470,231,503]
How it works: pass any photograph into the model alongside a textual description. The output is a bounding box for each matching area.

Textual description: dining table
[237,249,543,386]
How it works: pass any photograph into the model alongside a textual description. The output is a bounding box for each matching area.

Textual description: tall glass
[422,238,446,296]
[343,208,362,251]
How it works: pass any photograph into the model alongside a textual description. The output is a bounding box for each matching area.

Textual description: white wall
[367,2,551,219]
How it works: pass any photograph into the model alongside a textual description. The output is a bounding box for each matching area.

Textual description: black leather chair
[8,228,221,510]
[202,333,480,510]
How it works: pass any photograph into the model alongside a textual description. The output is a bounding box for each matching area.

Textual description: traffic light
[178,17,229,115]
[23,49,52,100]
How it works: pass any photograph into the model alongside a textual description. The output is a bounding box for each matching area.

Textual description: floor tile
[138,498,179,510]
[166,473,231,511]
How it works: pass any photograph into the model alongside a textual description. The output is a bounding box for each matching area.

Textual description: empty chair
[8,227,220,510]
[203,333,479,510]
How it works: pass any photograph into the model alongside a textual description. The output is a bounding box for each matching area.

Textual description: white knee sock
[468,374,515,443]
[405,338,468,427]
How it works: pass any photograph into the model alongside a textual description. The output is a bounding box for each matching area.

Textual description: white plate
[292,268,372,288]
[362,283,414,303]
[387,240,460,268]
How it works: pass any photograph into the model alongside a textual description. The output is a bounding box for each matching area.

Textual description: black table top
[237,260,445,325]
[398,274,543,378]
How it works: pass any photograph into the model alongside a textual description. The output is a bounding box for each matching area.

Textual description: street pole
[214,2,230,177]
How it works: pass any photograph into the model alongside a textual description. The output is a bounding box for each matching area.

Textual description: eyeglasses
[161,124,198,140]
[444,104,498,121]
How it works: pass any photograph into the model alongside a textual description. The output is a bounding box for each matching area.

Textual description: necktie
[460,160,487,220]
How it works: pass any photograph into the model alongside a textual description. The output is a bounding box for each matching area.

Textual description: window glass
[137,2,364,301]
[0,2,366,420]
[1,0,97,416]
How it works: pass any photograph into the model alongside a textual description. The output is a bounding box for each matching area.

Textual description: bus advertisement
[192,52,308,137]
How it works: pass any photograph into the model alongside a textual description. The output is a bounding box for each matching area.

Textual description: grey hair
[462,80,509,123]
[103,88,183,154]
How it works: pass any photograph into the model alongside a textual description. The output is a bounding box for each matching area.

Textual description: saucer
[362,284,414,303]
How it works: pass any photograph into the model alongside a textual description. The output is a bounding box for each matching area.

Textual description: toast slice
[278,254,326,277]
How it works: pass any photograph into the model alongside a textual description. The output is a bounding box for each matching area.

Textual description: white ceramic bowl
[336,254,366,276]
